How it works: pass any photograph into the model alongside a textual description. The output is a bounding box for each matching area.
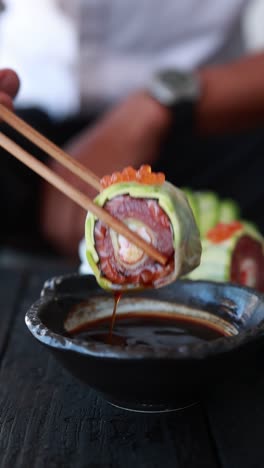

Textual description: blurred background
[1,0,264,267]
[1,0,264,119]
[244,0,264,48]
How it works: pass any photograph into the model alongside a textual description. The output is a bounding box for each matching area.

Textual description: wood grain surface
[0,263,264,467]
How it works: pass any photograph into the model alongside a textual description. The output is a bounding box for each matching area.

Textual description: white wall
[244,0,264,49]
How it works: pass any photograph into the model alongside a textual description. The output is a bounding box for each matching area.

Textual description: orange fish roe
[206,221,243,243]
[100,165,165,188]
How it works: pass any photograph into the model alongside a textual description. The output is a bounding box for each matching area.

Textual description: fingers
[0,68,20,100]
[0,92,13,110]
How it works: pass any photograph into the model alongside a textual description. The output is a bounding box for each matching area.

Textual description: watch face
[149,69,200,107]
[162,70,191,87]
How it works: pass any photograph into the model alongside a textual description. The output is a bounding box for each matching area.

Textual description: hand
[0,69,19,109]
[40,91,172,257]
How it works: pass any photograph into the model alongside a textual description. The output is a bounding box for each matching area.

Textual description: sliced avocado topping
[182,187,200,227]
[195,191,220,237]
[219,199,240,223]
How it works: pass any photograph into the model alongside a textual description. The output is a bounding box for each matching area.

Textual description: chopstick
[0,105,167,264]
[0,132,167,265]
[0,103,101,192]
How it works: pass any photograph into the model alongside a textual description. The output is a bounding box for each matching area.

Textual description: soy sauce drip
[108,292,122,343]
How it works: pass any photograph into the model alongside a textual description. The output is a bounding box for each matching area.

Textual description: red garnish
[207,221,243,243]
[100,165,165,188]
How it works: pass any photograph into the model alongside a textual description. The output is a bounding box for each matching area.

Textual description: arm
[40,51,264,256]
[40,93,172,256]
[197,51,264,133]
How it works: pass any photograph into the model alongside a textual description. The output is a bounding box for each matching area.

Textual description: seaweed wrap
[85,166,201,291]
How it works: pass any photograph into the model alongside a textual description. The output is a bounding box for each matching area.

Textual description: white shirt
[0,0,250,118]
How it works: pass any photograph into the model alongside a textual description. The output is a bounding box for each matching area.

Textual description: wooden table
[1,255,264,468]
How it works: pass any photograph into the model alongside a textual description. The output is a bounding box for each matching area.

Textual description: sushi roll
[85,166,201,291]
[182,188,241,236]
[187,221,264,292]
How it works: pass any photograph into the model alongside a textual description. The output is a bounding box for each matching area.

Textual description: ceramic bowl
[25,274,264,412]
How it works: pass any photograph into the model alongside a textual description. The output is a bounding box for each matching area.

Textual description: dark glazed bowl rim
[25,274,264,360]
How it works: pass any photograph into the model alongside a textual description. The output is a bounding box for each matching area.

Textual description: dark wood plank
[0,268,219,468]
[204,358,264,468]
[0,268,24,358]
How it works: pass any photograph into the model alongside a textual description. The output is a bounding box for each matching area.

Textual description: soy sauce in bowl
[64,296,238,351]
[70,314,227,348]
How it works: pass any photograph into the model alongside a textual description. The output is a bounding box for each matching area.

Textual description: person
[1,1,264,257]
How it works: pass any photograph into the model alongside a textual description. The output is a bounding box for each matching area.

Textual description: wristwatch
[146,69,201,130]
